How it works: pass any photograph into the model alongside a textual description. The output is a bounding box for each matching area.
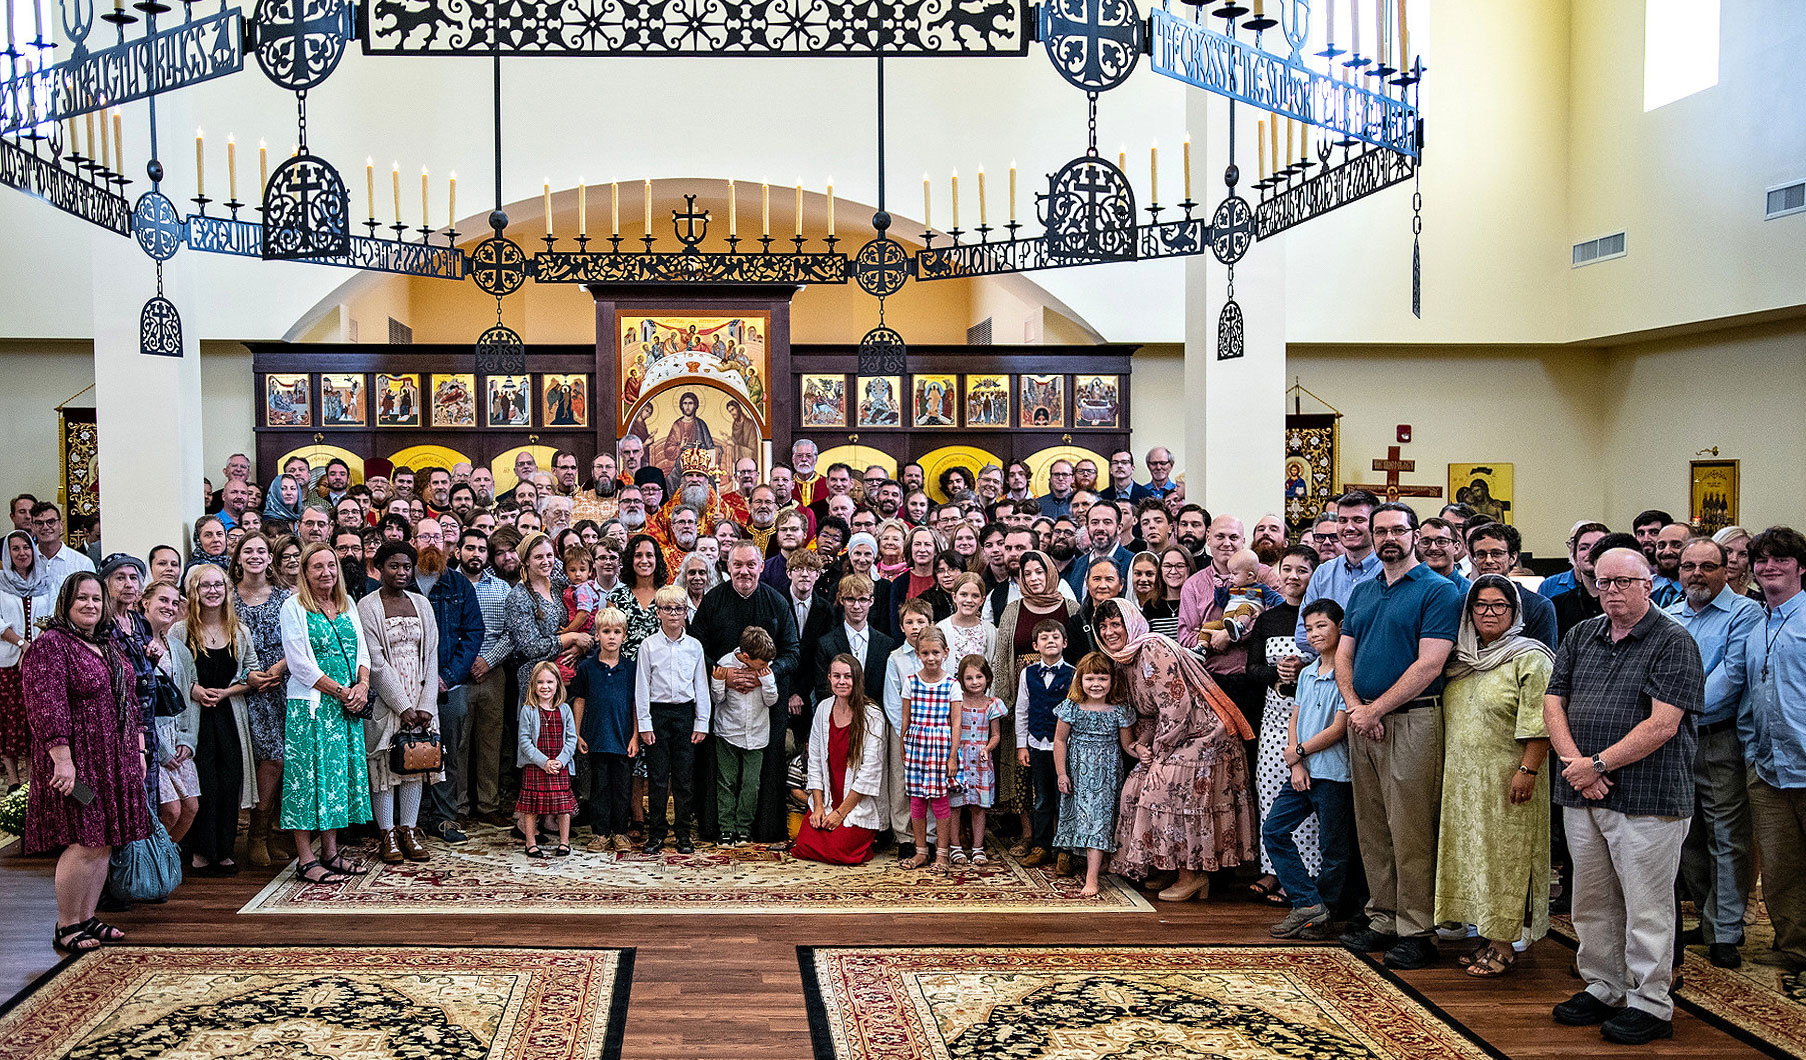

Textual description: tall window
[1645,0,1720,111]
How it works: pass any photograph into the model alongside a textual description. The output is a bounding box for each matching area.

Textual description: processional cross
[1347,445,1443,504]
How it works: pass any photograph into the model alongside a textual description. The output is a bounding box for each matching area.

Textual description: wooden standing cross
[1347,445,1444,503]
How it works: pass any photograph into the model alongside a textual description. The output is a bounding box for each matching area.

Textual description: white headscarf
[1445,574,1552,682]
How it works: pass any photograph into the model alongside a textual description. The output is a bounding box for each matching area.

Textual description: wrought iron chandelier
[0,0,1424,363]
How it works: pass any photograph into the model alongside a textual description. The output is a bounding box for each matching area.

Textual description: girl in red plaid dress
[516,662,577,857]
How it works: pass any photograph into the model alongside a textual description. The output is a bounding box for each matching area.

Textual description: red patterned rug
[239,823,1150,915]
[798,945,1504,1060]
[0,945,632,1060]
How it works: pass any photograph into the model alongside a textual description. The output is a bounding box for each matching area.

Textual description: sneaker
[1270,904,1330,939]
[1297,919,1341,942]
[584,834,614,853]
[1553,990,1622,1027]
[1339,927,1400,953]
[611,834,634,853]
[432,821,469,844]
[1601,1008,1673,1045]
[674,836,695,855]
[1383,937,1438,970]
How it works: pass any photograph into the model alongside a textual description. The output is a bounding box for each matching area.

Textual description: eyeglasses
[1472,601,1514,615]
[1311,533,1339,543]
[1371,526,1414,538]
[655,605,688,615]
[1678,561,1723,573]
[1598,576,1651,592]
[1470,548,1510,561]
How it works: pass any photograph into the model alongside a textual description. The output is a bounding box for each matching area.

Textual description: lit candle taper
[577,178,586,237]
[98,108,109,169]
[193,128,203,196]
[227,135,237,200]
[728,179,736,237]
[950,169,959,229]
[1009,161,1017,222]
[977,166,986,225]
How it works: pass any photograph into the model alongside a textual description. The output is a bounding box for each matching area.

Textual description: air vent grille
[1571,231,1627,268]
[966,317,993,345]
[388,317,413,344]
[1766,181,1806,219]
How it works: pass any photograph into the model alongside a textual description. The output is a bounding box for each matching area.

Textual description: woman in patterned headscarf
[1,529,55,788]
[1092,595,1256,903]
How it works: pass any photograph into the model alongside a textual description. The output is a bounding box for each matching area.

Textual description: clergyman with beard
[412,517,485,845]
[574,453,622,527]
[617,486,648,535]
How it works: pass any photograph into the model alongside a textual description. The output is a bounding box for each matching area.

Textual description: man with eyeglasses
[615,486,648,533]
[1544,548,1704,1044]
[975,464,1005,507]
[1143,447,1181,501]
[1036,460,1076,518]
[1310,513,1343,563]
[722,457,761,525]
[1665,537,1763,970]
[1413,517,1469,594]
[30,501,94,601]
[1335,502,1463,971]
[1467,522,1558,648]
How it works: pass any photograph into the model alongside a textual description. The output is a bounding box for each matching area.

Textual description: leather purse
[390,726,443,774]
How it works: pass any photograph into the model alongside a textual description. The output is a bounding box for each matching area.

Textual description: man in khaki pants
[1333,503,1463,971]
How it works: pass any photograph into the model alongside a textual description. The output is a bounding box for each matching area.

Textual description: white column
[1182,90,1287,523]
[91,226,205,561]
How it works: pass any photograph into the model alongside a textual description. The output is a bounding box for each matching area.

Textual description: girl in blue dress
[1053,653,1137,897]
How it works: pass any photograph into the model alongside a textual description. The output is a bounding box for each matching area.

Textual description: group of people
[3,439,1803,1050]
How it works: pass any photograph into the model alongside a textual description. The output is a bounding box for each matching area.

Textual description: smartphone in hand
[71,778,97,806]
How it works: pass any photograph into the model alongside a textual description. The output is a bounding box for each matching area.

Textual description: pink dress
[21,628,152,851]
[949,696,1007,808]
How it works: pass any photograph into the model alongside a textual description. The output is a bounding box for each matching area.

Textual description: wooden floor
[0,844,1771,1060]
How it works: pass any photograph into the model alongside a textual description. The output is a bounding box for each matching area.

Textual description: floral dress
[235,586,292,761]
[902,673,958,800]
[1052,701,1135,852]
[21,628,152,851]
[949,695,1007,808]
[280,610,373,831]
[611,584,660,662]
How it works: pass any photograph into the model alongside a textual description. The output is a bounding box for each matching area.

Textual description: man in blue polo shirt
[1335,502,1463,970]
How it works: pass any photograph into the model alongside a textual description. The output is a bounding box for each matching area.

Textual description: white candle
[365,158,375,220]
[950,168,958,229]
[448,172,456,228]
[922,173,931,229]
[543,178,552,236]
[644,178,652,235]
[1009,161,1016,222]
[577,178,586,236]
[611,182,619,235]
[259,140,269,194]
[98,106,109,169]
[794,181,802,237]
[392,162,401,226]
[825,178,833,235]
[977,166,986,225]
[421,166,428,230]
[227,135,236,199]
[727,179,736,236]
[1149,141,1157,203]
[111,109,122,170]
[193,128,203,196]
[761,183,769,236]
[1182,136,1192,200]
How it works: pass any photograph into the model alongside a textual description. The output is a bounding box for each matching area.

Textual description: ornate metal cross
[1347,445,1444,502]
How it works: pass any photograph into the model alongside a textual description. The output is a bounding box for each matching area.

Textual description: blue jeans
[1262,778,1353,910]
[421,684,469,828]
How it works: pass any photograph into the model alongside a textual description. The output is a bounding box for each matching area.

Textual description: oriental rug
[1549,905,1804,1060]
[0,945,632,1060]
[239,824,1150,915]
[797,945,1503,1060]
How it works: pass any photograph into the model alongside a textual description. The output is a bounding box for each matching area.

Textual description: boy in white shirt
[710,626,779,844]
[635,584,711,854]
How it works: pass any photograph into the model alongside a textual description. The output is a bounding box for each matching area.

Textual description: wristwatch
[1294,742,1308,761]
[1591,754,1608,775]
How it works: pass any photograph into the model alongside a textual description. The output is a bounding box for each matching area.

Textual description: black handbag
[390,726,443,774]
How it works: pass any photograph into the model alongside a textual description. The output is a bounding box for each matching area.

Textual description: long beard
[590,478,617,497]
[417,544,447,575]
[680,483,711,509]
[1252,540,1282,565]
[621,510,646,530]
[675,531,697,550]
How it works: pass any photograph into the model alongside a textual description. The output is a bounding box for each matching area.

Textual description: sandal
[294,860,351,885]
[931,855,953,875]
[949,848,971,867]
[553,844,571,857]
[525,845,549,859]
[1248,875,1281,900]
[321,853,359,876]
[901,852,931,870]
[82,918,125,942]
[1456,940,1492,968]
[970,849,991,866]
[1466,944,1517,978]
[53,922,102,953]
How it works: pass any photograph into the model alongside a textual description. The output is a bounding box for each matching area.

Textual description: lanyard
[1762,606,1795,683]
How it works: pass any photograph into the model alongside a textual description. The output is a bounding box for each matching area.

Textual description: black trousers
[644,702,697,841]
[186,705,242,863]
[586,751,633,836]
[1029,747,1059,848]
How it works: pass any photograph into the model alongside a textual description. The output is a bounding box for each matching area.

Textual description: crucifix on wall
[1347,445,1444,503]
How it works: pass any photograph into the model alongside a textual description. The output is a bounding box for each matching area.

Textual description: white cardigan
[0,588,53,669]
[280,594,370,712]
[805,698,888,832]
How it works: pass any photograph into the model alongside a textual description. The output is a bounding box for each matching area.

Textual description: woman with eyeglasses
[1137,547,1193,640]
[1433,574,1554,978]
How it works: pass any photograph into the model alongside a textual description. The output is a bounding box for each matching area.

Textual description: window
[1644,0,1719,111]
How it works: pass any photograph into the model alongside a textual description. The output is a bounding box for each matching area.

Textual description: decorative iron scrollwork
[132,191,184,261]
[1209,194,1252,264]
[1039,0,1141,93]
[857,324,907,377]
[252,0,356,91]
[475,322,526,375]
[362,0,1030,56]
[1041,155,1137,263]
[140,295,184,357]
[853,237,910,298]
[1216,298,1244,360]
[261,152,352,259]
[471,236,528,295]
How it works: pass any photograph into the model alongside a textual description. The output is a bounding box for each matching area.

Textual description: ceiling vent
[1571,231,1627,268]
[1766,180,1806,220]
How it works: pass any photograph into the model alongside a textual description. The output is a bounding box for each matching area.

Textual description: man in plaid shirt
[1544,547,1705,1045]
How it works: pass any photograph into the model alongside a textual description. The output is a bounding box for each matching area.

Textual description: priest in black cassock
[688,541,801,842]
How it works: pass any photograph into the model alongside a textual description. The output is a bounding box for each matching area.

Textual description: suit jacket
[788,588,838,700]
[813,621,897,706]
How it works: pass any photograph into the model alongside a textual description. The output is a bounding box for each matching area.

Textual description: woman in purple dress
[23,572,152,952]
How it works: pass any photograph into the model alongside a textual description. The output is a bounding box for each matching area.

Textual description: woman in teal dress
[1433,574,1553,978]
[278,543,372,885]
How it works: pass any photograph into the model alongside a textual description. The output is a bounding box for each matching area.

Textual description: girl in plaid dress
[515,662,577,858]
[900,627,963,873]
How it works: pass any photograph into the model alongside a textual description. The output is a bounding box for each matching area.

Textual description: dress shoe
[1678,926,1705,946]
[396,826,433,862]
[1601,1007,1673,1045]
[1157,875,1209,903]
[1707,942,1742,969]
[377,828,405,864]
[476,810,513,828]
[1020,846,1049,867]
[674,836,695,854]
[642,839,665,856]
[1339,928,1400,953]
[1383,937,1438,970]
[1552,990,1622,1027]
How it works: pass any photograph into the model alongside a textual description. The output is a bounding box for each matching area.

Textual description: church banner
[1285,413,1338,541]
[59,406,99,523]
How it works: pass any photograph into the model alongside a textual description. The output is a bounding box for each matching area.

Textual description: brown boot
[1054,851,1075,876]
[245,807,273,868]
[397,826,432,862]
[1021,845,1049,867]
[377,828,405,864]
